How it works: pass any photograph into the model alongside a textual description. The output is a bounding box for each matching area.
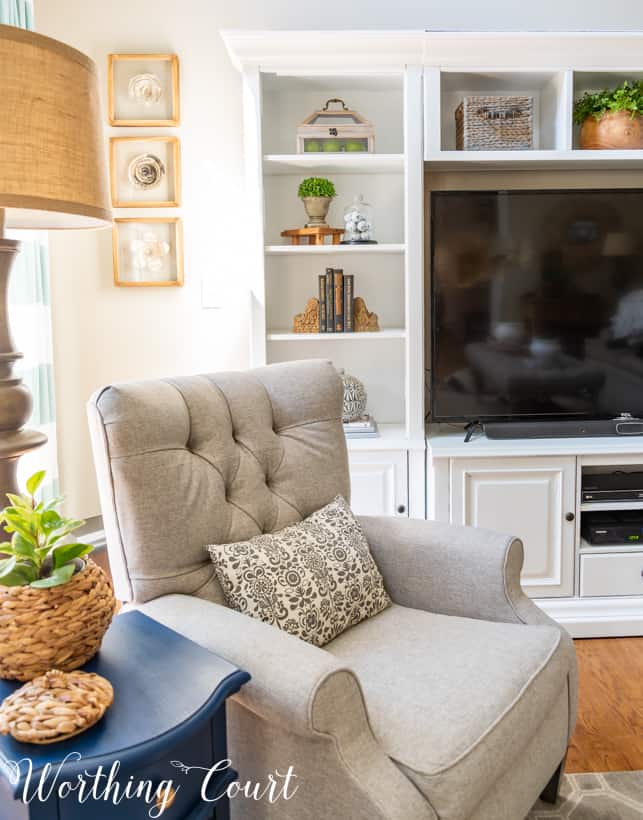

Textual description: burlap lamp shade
[0,23,110,503]
[0,24,110,228]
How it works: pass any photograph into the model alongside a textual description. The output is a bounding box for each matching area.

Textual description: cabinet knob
[397,504,406,514]
[565,512,575,522]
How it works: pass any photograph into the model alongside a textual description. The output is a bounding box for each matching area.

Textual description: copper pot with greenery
[0,470,116,681]
[574,80,643,149]
[298,177,337,227]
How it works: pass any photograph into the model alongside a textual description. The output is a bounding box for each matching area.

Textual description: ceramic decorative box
[297,98,374,153]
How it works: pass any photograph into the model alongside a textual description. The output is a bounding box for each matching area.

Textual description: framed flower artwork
[110,136,181,207]
[113,218,184,287]
[108,54,180,126]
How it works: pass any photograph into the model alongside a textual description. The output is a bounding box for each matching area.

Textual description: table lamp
[0,23,110,501]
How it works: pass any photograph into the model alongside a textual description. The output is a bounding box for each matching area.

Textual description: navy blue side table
[0,610,250,820]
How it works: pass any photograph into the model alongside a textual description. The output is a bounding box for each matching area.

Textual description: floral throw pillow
[206,495,391,647]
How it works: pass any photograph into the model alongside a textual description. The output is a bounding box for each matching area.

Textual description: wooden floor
[567,637,643,773]
[94,549,643,773]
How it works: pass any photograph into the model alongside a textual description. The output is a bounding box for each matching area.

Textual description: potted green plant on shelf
[574,80,643,149]
[298,176,337,227]
[0,470,116,681]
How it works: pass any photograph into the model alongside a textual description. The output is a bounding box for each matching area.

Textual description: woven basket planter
[0,559,116,682]
[455,95,534,150]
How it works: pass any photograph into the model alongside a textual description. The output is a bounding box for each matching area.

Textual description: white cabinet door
[451,456,576,598]
[348,451,408,517]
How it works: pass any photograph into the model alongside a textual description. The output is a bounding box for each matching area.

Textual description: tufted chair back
[87,360,350,604]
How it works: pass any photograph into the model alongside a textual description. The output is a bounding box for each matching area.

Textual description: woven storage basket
[455,96,534,150]
[0,559,116,682]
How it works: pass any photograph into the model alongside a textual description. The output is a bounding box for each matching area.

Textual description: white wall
[35,0,643,517]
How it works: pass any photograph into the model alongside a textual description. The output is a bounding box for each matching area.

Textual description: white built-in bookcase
[236,55,426,518]
[224,31,643,635]
[224,29,643,523]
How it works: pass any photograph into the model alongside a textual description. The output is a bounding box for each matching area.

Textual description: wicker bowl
[579,110,643,149]
[0,669,114,744]
[0,559,116,682]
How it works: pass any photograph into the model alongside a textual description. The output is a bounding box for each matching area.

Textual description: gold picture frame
[113,217,184,287]
[108,53,180,126]
[110,136,181,208]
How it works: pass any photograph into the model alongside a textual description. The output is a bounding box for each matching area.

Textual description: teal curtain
[0,0,32,28]
[2,0,59,500]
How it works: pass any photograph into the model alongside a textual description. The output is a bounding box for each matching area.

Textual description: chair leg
[539,757,566,804]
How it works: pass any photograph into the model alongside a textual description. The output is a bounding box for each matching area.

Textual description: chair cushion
[326,604,574,820]
[207,496,391,647]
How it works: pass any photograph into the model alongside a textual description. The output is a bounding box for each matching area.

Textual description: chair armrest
[359,515,558,629]
[139,594,437,820]
[139,593,352,737]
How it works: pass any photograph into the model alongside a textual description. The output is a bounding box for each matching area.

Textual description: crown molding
[221,29,424,72]
[222,29,643,73]
[423,30,643,68]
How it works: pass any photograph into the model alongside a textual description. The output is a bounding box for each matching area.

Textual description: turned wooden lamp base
[0,209,47,506]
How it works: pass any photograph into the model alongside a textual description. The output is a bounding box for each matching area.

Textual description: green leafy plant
[573,80,643,125]
[0,470,91,589]
[297,177,337,199]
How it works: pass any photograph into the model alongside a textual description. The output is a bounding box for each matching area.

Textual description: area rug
[528,771,643,819]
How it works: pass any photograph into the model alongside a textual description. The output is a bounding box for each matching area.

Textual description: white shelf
[265,243,405,255]
[580,501,643,513]
[425,149,643,171]
[580,538,643,554]
[264,153,404,175]
[428,427,643,459]
[267,329,406,342]
[345,424,425,452]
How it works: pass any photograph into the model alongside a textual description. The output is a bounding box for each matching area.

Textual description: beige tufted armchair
[88,359,577,820]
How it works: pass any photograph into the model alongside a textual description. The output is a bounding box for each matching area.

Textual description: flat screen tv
[430,189,643,422]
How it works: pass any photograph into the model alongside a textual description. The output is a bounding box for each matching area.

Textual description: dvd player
[581,472,643,503]
[582,511,643,545]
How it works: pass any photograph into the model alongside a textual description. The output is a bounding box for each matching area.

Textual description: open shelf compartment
[267,336,406,426]
[572,70,643,149]
[266,251,405,335]
[433,69,571,152]
[264,171,404,246]
[261,72,404,156]
[580,463,643,551]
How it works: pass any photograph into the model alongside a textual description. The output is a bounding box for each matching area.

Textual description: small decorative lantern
[342,194,376,244]
[297,99,375,154]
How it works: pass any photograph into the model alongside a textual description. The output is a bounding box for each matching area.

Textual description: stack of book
[343,414,379,439]
[318,268,354,333]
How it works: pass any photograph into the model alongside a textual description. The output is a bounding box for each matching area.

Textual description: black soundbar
[483,416,643,440]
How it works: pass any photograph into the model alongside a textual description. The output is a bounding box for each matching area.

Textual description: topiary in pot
[574,80,643,149]
[298,177,337,227]
[0,470,116,681]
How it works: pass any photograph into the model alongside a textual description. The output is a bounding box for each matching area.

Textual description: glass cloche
[341,194,377,245]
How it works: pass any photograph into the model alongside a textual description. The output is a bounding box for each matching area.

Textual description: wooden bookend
[353,296,380,332]
[292,295,379,333]
[293,297,321,332]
